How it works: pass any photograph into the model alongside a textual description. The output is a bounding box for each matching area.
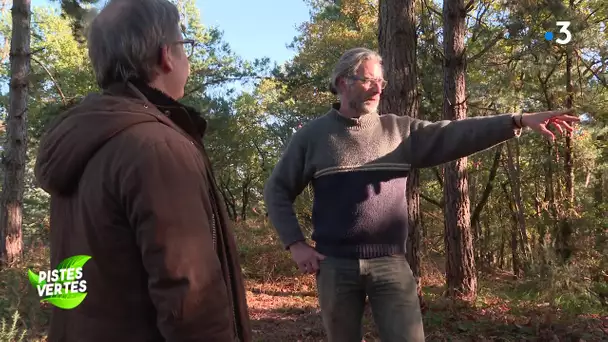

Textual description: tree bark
[240,175,252,221]
[219,178,238,220]
[378,0,424,308]
[502,182,520,277]
[442,0,476,301]
[471,147,502,247]
[503,140,531,268]
[0,0,31,267]
[538,73,557,271]
[558,2,575,262]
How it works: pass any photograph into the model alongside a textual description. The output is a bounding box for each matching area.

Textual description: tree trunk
[499,224,505,269]
[442,0,476,300]
[219,179,238,220]
[541,141,555,271]
[240,176,252,221]
[378,0,424,307]
[482,215,491,268]
[594,170,604,208]
[471,146,502,265]
[538,74,558,271]
[557,7,575,262]
[378,0,418,117]
[504,140,531,268]
[0,0,30,267]
[470,148,501,266]
[501,182,520,276]
[470,169,479,263]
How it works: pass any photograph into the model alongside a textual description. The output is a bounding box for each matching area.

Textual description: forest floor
[245,273,607,341]
[1,222,607,341]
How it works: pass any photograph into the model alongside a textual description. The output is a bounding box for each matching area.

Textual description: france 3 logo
[544,21,572,45]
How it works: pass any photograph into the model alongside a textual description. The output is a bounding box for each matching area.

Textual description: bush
[0,311,26,342]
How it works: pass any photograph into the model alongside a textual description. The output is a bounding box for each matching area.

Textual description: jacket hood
[34,92,159,195]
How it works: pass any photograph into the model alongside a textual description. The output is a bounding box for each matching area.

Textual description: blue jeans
[316,254,424,342]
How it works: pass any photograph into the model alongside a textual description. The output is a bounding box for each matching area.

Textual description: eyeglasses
[348,75,388,89]
[173,39,197,58]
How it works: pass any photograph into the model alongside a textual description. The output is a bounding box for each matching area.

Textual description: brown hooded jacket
[34,81,252,342]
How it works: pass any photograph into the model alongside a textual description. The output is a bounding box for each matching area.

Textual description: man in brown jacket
[34,0,251,341]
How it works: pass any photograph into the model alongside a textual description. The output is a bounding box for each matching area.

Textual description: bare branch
[469,1,490,42]
[420,192,443,208]
[31,56,66,106]
[573,48,608,88]
[465,0,475,12]
[584,6,603,22]
[471,145,502,225]
[423,0,442,17]
[422,0,444,61]
[468,30,506,63]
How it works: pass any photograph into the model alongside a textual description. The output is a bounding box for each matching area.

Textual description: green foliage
[49,0,100,44]
[272,0,378,122]
[0,311,26,342]
[0,244,50,341]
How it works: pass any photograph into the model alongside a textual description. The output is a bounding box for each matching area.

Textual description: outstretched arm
[402,109,579,168]
[402,113,520,168]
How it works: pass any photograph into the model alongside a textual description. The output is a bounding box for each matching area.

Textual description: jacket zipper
[151,106,240,340]
[208,172,239,341]
[211,213,217,251]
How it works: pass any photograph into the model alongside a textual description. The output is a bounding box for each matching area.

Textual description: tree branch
[422,0,444,61]
[465,0,475,12]
[471,145,502,225]
[420,192,443,208]
[423,0,442,17]
[469,1,490,43]
[433,167,443,187]
[573,48,608,88]
[31,56,66,106]
[468,30,506,63]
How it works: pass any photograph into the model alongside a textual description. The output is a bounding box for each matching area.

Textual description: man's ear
[158,45,174,73]
[337,77,349,93]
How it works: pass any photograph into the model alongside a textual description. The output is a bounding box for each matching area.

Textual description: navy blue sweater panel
[311,167,409,259]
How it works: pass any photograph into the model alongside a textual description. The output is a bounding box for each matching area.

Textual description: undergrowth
[0,311,26,342]
[0,218,606,341]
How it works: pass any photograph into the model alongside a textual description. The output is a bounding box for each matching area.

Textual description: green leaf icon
[28,269,40,285]
[42,292,87,310]
[30,254,92,310]
[56,255,91,283]
[28,269,47,287]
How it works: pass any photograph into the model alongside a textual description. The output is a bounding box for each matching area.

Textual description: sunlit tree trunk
[378,0,423,306]
[442,0,476,301]
[0,0,31,267]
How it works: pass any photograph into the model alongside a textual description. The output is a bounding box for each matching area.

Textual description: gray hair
[329,47,383,95]
[86,0,182,88]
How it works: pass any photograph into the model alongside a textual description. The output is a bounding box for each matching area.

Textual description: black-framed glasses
[348,75,388,89]
[173,39,196,58]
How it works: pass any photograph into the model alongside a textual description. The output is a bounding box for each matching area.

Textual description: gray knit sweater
[264,103,521,259]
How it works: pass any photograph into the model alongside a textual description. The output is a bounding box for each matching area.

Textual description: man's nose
[370,82,382,93]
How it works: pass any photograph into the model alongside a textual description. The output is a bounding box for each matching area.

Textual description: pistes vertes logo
[27,255,92,310]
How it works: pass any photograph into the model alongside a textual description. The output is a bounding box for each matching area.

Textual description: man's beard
[348,98,378,116]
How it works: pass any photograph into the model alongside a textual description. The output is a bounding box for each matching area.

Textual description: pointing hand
[519,109,580,141]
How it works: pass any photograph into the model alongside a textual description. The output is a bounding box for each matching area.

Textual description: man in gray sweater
[263,47,578,342]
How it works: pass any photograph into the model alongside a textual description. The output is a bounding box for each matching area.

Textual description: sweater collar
[330,102,379,130]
